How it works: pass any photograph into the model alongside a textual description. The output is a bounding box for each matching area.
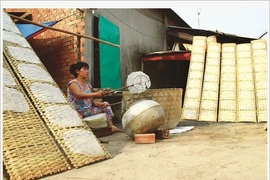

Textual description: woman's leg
[102,102,122,132]
[107,118,122,132]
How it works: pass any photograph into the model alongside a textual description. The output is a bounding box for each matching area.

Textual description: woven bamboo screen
[3,57,71,180]
[181,36,207,120]
[236,43,257,122]
[199,42,221,121]
[251,39,268,122]
[218,43,237,122]
[2,11,111,179]
[122,88,183,130]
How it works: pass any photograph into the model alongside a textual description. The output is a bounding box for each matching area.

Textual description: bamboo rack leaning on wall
[181,36,268,123]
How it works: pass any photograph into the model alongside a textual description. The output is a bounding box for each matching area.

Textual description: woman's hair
[69,61,89,77]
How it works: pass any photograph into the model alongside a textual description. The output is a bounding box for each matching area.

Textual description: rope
[105,79,151,93]
[109,99,131,106]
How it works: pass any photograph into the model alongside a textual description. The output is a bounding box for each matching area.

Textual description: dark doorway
[143,60,190,106]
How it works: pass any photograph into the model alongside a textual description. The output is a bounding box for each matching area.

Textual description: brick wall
[5,8,86,93]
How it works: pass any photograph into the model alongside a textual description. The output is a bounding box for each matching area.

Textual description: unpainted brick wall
[5,8,86,94]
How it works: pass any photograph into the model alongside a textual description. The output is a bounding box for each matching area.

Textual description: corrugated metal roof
[167,26,258,44]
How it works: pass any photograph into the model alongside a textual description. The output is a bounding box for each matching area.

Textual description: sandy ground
[41,120,268,180]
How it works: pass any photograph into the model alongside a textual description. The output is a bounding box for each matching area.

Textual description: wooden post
[77,33,81,62]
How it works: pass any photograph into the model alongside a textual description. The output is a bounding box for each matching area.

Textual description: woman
[67,61,121,132]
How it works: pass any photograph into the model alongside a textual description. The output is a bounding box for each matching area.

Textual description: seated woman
[67,61,121,132]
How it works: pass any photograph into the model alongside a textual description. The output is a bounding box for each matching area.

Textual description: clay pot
[122,99,165,139]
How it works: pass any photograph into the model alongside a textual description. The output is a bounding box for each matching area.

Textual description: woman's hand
[94,101,109,108]
[100,102,109,108]
[95,90,106,97]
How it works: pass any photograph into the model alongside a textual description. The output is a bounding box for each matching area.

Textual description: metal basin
[122,100,165,139]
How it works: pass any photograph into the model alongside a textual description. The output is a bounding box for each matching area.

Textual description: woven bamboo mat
[236,43,257,122]
[3,12,111,175]
[3,40,111,169]
[199,42,221,122]
[122,88,183,130]
[3,57,71,180]
[181,36,207,120]
[251,39,268,122]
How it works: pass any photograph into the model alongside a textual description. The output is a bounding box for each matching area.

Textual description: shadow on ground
[176,119,264,127]
[98,132,131,157]
[177,119,212,127]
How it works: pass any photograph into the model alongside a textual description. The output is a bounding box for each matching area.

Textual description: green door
[99,15,122,89]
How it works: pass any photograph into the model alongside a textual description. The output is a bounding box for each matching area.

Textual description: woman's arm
[69,82,105,99]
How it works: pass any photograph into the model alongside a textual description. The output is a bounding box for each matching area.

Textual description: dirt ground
[41,120,268,180]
